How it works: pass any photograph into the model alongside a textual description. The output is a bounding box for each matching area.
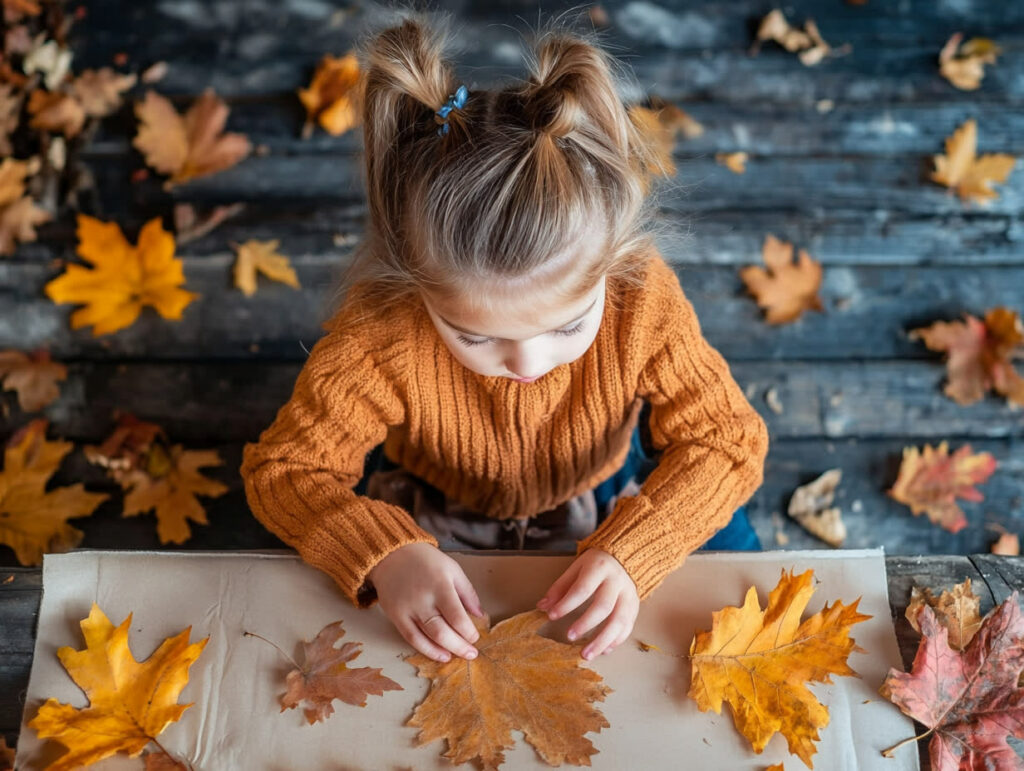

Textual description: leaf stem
[881,726,935,758]
[243,630,302,670]
[148,736,194,770]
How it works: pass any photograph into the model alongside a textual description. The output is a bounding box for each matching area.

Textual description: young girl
[240,13,769,667]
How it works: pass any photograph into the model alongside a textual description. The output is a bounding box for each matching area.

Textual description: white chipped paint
[615,3,718,49]
[852,111,919,137]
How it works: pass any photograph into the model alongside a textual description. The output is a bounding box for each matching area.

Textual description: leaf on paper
[232,239,301,296]
[688,568,870,769]
[143,750,188,770]
[910,307,1024,407]
[740,235,824,324]
[71,67,138,118]
[787,469,846,547]
[880,594,1024,768]
[628,96,703,178]
[278,620,402,724]
[84,413,227,544]
[0,419,108,566]
[0,156,51,256]
[133,88,251,189]
[28,603,206,771]
[44,214,199,336]
[992,532,1020,556]
[939,33,1000,91]
[0,348,66,411]
[887,442,997,533]
[905,578,983,651]
[407,609,610,770]
[297,52,363,138]
[765,765,785,771]
[931,119,1015,203]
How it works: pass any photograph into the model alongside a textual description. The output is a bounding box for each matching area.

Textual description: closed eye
[553,320,585,337]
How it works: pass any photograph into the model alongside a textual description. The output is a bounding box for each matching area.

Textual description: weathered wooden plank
[0,568,41,742]
[3,260,1022,361]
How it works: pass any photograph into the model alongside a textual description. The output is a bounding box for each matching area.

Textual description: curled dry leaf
[133,88,251,189]
[939,33,1000,91]
[991,532,1020,556]
[28,603,206,771]
[787,469,846,547]
[887,442,997,533]
[408,609,610,770]
[880,594,1024,769]
[905,578,983,651]
[0,348,67,411]
[275,620,402,724]
[297,52,363,138]
[910,306,1024,407]
[689,569,870,769]
[753,10,844,67]
[0,156,51,256]
[931,119,1015,203]
[22,35,71,90]
[44,214,198,336]
[740,235,824,325]
[0,419,108,566]
[232,238,301,297]
[70,67,137,118]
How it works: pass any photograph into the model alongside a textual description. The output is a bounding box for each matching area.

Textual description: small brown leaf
[716,151,748,174]
[27,90,86,137]
[297,53,362,138]
[71,67,138,118]
[740,235,824,324]
[905,578,983,651]
[628,97,703,178]
[787,469,846,547]
[173,202,245,245]
[939,33,1000,91]
[231,239,301,296]
[931,119,1015,203]
[0,349,67,411]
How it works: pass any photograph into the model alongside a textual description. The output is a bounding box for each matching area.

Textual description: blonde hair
[333,8,670,319]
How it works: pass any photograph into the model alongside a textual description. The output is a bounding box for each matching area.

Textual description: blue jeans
[592,426,761,551]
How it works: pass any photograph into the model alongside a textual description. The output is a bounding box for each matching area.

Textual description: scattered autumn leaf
[887,442,997,533]
[408,609,610,770]
[787,469,846,547]
[22,35,71,91]
[689,568,870,769]
[992,532,1020,556]
[880,594,1024,768]
[939,33,1000,91]
[628,96,703,178]
[70,67,137,118]
[716,151,748,174]
[910,306,1024,407]
[931,119,1015,203]
[3,0,42,22]
[44,214,199,336]
[173,201,245,245]
[0,156,51,256]
[637,640,661,653]
[0,349,66,411]
[28,602,206,771]
[133,88,251,189]
[231,238,301,297]
[0,419,108,566]
[740,235,824,324]
[752,10,846,67]
[297,52,363,138]
[905,578,983,651]
[27,88,86,137]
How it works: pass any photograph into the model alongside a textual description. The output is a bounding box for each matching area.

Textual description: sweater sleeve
[239,328,439,608]
[576,263,769,600]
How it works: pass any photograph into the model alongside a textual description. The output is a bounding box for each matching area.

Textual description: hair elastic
[434,84,468,136]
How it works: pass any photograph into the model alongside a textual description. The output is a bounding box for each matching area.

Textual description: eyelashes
[455,320,586,347]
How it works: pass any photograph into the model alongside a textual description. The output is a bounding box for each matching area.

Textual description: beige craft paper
[16,548,919,770]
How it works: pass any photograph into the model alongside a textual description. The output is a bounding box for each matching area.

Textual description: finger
[581,615,621,661]
[438,588,481,645]
[396,618,452,663]
[453,571,485,618]
[537,560,581,611]
[546,569,604,620]
[566,584,617,642]
[419,613,478,660]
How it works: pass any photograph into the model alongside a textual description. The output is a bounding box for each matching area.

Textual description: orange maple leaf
[44,214,198,336]
[689,568,870,769]
[0,419,108,566]
[28,603,206,771]
[911,307,1024,407]
[407,609,610,770]
[905,578,983,652]
[740,235,825,324]
[931,119,1016,202]
[628,97,703,180]
[231,239,301,296]
[133,88,251,189]
[297,52,363,138]
[887,442,997,533]
[0,348,67,412]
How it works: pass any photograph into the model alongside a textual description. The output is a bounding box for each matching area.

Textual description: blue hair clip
[435,84,469,136]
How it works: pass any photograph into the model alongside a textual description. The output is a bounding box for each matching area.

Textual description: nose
[504,339,547,379]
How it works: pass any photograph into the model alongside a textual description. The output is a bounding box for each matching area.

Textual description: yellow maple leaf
[931,119,1016,202]
[689,568,870,769]
[297,52,363,138]
[0,419,108,566]
[44,214,199,336]
[740,234,825,324]
[231,238,301,296]
[28,603,207,771]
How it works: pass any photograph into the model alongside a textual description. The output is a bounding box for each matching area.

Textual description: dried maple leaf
[905,579,983,652]
[27,89,86,137]
[133,88,251,189]
[273,620,402,723]
[0,419,108,566]
[0,736,13,771]
[70,67,137,118]
[716,151,748,174]
[0,349,66,411]
[939,33,1000,91]
[689,568,870,769]
[0,156,51,256]
[911,307,1024,407]
[231,238,301,297]
[628,96,703,178]
[44,214,199,336]
[84,413,227,544]
[992,532,1020,556]
[740,235,824,324]
[787,469,846,547]
[880,594,1024,768]
[28,603,206,771]
[298,52,363,138]
[887,442,997,533]
[931,119,1016,203]
[407,609,610,770]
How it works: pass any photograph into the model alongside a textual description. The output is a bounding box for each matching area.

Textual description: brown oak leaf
[231,239,301,297]
[740,235,824,324]
[931,119,1016,203]
[887,442,997,533]
[905,579,983,651]
[297,52,363,138]
[407,609,610,770]
[0,349,66,412]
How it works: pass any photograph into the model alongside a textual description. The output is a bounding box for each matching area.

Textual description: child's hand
[536,548,639,660]
[367,542,485,663]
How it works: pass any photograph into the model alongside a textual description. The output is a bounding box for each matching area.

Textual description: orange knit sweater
[239,249,769,607]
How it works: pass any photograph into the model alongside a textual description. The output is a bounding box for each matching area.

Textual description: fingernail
[582,649,593,660]
[465,649,477,660]
[547,610,558,620]
[438,653,450,662]
[567,630,577,641]
[537,598,550,609]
